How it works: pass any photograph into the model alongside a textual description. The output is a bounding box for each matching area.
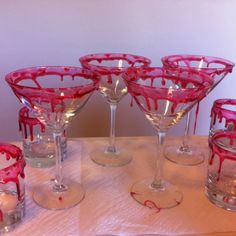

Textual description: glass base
[0,190,25,233]
[205,188,236,211]
[164,145,205,166]
[90,148,132,167]
[0,208,24,234]
[206,174,236,211]
[130,179,183,209]
[33,179,85,210]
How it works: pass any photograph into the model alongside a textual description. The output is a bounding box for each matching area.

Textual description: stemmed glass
[124,67,213,209]
[79,53,151,167]
[5,66,99,210]
[162,55,234,166]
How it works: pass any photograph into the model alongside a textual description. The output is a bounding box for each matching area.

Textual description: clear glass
[206,131,236,211]
[162,55,235,166]
[209,99,236,139]
[6,66,98,210]
[124,67,212,209]
[19,106,67,168]
[80,53,151,167]
[0,144,25,233]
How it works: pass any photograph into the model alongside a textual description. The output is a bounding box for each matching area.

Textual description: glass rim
[212,130,236,155]
[79,52,151,72]
[161,54,235,71]
[212,98,236,115]
[0,143,25,177]
[123,66,213,92]
[5,66,99,91]
[0,143,24,160]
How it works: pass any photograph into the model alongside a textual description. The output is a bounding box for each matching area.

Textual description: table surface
[8,136,236,236]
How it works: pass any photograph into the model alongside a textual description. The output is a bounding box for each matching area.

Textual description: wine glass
[162,55,234,166]
[124,67,213,209]
[5,66,99,210]
[79,53,151,167]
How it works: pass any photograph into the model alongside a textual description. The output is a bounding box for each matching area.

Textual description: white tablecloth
[9,136,236,236]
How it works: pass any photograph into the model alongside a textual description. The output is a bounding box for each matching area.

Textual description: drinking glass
[124,67,213,209]
[6,66,99,209]
[80,53,151,167]
[206,99,236,210]
[162,55,234,166]
[19,106,67,168]
[209,99,236,140]
[206,130,236,211]
[0,143,25,233]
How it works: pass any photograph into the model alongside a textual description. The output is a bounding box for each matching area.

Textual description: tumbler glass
[206,131,236,211]
[0,143,26,233]
[19,107,67,168]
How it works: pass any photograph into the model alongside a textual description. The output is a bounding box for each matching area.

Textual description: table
[9,136,236,236]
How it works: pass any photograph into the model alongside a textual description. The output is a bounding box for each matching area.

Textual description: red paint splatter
[130,191,141,198]
[130,192,161,213]
[175,199,181,205]
[144,200,161,213]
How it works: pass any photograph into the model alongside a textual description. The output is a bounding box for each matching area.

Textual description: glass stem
[53,131,67,192]
[107,103,117,153]
[180,111,191,152]
[152,131,166,190]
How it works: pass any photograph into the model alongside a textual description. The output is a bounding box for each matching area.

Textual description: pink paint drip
[193,102,200,134]
[130,97,134,107]
[0,144,25,221]
[211,99,236,132]
[107,74,113,84]
[162,55,234,78]
[210,99,236,179]
[6,66,99,118]
[19,107,45,141]
[79,53,151,84]
[124,67,213,117]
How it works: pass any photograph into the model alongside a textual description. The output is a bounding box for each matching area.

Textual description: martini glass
[124,67,213,209]
[79,53,151,167]
[162,55,234,166]
[5,66,99,210]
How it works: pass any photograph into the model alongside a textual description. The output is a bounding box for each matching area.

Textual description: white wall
[0,0,236,141]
